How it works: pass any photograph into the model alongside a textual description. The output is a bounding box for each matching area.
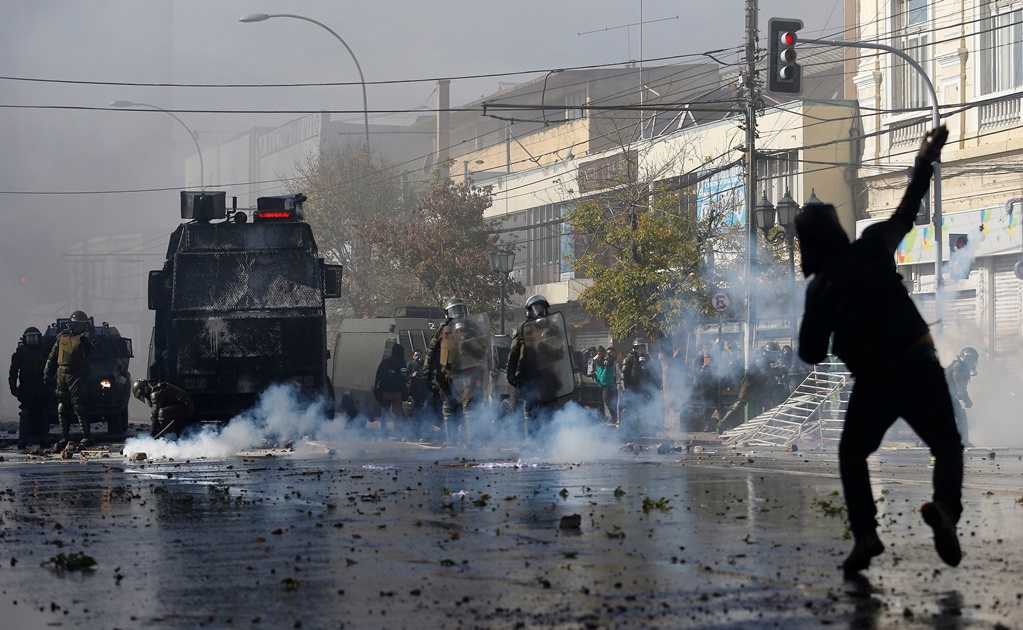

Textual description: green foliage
[43,551,97,572]
[642,496,671,513]
[370,177,523,316]
[568,169,734,340]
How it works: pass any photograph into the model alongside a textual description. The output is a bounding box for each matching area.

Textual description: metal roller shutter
[993,255,1022,375]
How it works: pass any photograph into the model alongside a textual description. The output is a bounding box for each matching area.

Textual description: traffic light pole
[801,36,944,330]
[743,0,759,372]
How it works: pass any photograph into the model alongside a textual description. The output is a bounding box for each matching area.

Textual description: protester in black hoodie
[796,125,963,575]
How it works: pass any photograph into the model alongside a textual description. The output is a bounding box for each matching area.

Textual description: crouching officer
[132,379,195,438]
[44,311,101,450]
[9,327,51,449]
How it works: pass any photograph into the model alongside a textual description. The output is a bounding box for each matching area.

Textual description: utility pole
[743,0,759,371]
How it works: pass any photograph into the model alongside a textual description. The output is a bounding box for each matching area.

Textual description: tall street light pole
[239,13,370,150]
[489,250,515,335]
[111,100,204,191]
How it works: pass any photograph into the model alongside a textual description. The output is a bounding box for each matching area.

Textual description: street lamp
[775,190,800,342]
[239,13,370,150]
[111,100,204,191]
[489,250,515,335]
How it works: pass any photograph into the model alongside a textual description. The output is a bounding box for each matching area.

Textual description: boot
[79,423,93,448]
[842,530,885,574]
[53,438,69,453]
[922,502,962,567]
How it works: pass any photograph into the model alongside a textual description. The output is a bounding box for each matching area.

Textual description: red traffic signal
[949,233,968,250]
[768,18,803,95]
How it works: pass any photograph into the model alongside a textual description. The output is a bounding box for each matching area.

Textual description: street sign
[712,292,730,312]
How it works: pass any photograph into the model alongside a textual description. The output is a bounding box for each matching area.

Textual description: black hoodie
[797,157,934,375]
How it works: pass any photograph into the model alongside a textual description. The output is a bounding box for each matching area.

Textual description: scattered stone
[785,444,799,453]
[559,514,582,530]
[988,451,996,460]
[692,446,705,454]
[656,443,671,455]
[130,452,147,462]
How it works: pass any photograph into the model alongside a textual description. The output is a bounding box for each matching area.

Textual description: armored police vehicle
[147,192,343,422]
[41,316,133,435]
[330,307,447,420]
[330,308,521,421]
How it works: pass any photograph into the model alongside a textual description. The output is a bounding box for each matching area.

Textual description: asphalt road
[0,433,1020,629]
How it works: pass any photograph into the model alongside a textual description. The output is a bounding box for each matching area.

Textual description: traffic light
[768,18,803,95]
[948,233,968,251]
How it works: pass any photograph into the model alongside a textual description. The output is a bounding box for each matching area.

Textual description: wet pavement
[0,433,1020,629]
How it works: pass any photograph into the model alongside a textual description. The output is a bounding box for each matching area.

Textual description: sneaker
[921,502,962,567]
[842,531,885,574]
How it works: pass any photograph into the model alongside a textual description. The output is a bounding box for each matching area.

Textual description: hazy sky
[0,0,844,404]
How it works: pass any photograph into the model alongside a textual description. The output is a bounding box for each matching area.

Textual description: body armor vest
[57,333,85,368]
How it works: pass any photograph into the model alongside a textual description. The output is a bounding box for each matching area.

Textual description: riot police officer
[619,338,661,440]
[131,379,195,438]
[945,347,978,447]
[425,297,484,444]
[44,311,101,449]
[9,327,51,449]
[506,294,565,437]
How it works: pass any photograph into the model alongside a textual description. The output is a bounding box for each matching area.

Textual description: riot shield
[449,313,492,402]
[521,311,575,403]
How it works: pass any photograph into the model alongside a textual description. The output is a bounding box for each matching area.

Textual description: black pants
[601,386,618,422]
[18,389,49,443]
[840,345,963,537]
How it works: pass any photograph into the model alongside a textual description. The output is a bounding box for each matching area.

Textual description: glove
[917,125,948,164]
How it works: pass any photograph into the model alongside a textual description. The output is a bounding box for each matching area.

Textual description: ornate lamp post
[489,250,515,335]
[775,190,801,341]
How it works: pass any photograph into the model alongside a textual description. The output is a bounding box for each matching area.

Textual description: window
[760,150,800,206]
[564,90,587,121]
[979,0,1023,95]
[527,204,570,285]
[891,0,931,109]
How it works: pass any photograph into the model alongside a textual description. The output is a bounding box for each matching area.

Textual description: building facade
[853,0,1023,377]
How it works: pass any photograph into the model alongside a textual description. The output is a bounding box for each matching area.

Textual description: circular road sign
[712,292,730,312]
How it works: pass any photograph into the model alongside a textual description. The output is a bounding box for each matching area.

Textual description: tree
[568,150,743,342]
[292,144,416,319]
[371,177,523,318]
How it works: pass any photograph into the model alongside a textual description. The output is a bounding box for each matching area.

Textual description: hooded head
[390,343,406,361]
[795,203,850,277]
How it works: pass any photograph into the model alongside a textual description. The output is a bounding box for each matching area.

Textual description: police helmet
[959,347,979,365]
[444,296,469,320]
[524,294,550,320]
[131,379,151,403]
[22,326,42,345]
[70,310,89,323]
[632,338,649,354]
[763,341,782,354]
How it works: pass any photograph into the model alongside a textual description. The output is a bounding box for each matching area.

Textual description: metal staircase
[720,360,853,447]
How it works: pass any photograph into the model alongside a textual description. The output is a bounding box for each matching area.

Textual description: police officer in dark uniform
[373,344,408,439]
[945,347,978,447]
[425,297,479,443]
[131,379,195,438]
[619,338,661,439]
[44,310,101,449]
[9,327,51,449]
[716,347,785,433]
[506,294,556,438]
